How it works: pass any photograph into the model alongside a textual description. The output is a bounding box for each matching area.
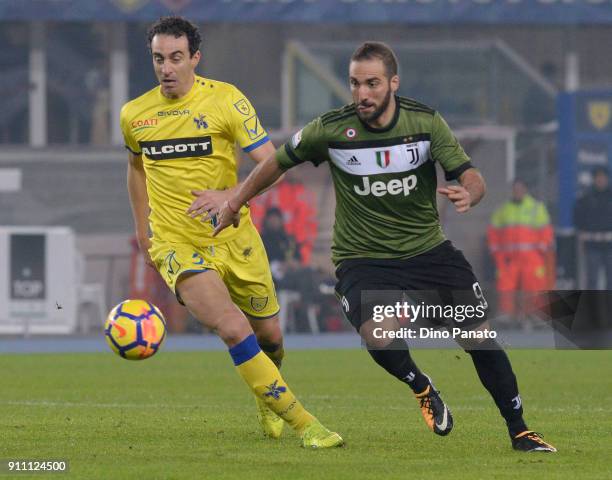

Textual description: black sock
[367,338,429,393]
[466,338,528,437]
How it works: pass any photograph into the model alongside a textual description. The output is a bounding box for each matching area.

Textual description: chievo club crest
[376,150,391,168]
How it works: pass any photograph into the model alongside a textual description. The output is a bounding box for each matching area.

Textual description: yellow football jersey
[120,75,269,245]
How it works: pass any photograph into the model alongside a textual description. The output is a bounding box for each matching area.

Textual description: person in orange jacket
[487,179,554,318]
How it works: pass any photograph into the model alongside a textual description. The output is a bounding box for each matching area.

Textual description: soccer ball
[104,299,167,360]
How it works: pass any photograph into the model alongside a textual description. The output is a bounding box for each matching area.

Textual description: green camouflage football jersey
[275,96,473,265]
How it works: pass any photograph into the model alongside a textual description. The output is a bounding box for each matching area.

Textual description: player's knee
[254,326,283,348]
[215,312,253,347]
[463,337,501,354]
[359,318,396,349]
[456,321,496,350]
[249,314,283,345]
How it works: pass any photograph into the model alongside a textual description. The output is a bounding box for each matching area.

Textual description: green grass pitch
[0,349,610,479]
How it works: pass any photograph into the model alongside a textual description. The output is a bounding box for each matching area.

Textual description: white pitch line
[0,400,224,409]
[2,400,610,414]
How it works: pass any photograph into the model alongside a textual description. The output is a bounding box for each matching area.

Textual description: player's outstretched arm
[213,154,285,236]
[245,140,286,193]
[187,141,283,222]
[437,167,486,213]
[127,152,153,266]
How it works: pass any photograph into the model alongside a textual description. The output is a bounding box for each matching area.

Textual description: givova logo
[157,109,190,117]
[139,136,213,160]
[354,175,417,197]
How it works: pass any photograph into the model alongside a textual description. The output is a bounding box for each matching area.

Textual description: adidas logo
[346,155,361,166]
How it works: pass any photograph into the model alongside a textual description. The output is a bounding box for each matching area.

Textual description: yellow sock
[230,334,314,433]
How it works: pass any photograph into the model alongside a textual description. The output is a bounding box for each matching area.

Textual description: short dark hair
[147,16,201,57]
[351,42,399,79]
[265,207,284,220]
[593,166,609,178]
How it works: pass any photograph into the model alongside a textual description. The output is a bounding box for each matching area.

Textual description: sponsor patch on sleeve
[234,99,251,116]
[243,115,264,140]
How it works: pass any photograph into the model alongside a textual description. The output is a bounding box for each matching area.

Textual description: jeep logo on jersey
[139,136,213,160]
[353,175,417,197]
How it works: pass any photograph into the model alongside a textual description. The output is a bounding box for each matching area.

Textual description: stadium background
[0,0,610,335]
[1,3,612,479]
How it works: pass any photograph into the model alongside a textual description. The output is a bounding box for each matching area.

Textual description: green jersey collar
[359,95,400,134]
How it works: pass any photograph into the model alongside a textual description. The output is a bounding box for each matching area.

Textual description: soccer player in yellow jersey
[120,16,342,448]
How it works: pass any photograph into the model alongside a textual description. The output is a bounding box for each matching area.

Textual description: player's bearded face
[151,34,201,99]
[357,87,392,123]
[350,59,399,125]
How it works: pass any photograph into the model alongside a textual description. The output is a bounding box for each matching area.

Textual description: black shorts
[334,241,489,331]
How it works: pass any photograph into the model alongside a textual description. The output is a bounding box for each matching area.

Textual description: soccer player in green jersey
[210,42,556,452]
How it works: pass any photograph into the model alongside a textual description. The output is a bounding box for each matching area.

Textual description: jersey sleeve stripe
[398,97,435,114]
[399,105,435,115]
[124,145,141,155]
[321,110,357,126]
[444,161,474,181]
[242,135,270,153]
[321,105,356,123]
[284,143,304,165]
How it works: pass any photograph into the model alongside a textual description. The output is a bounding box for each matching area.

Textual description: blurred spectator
[260,207,301,282]
[573,166,612,289]
[87,58,110,145]
[260,207,337,332]
[251,175,317,264]
[487,179,554,320]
